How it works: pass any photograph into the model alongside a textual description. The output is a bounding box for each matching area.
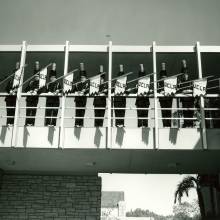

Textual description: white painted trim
[59,41,69,149]
[27,45,65,52]
[112,45,151,53]
[11,41,27,147]
[0,45,22,51]
[153,41,159,149]
[200,46,220,53]
[107,41,112,148]
[196,41,208,149]
[69,44,108,52]
[156,46,195,53]
[0,44,220,53]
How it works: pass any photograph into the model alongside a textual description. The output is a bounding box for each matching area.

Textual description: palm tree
[174,175,205,219]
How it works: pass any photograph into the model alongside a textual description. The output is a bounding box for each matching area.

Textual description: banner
[164,76,177,95]
[12,68,22,88]
[193,78,207,97]
[39,68,47,89]
[115,76,127,95]
[63,72,74,93]
[89,74,100,95]
[137,76,150,95]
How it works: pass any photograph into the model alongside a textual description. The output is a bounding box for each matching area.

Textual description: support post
[59,41,69,148]
[153,41,159,149]
[107,41,112,148]
[196,41,207,149]
[11,41,27,147]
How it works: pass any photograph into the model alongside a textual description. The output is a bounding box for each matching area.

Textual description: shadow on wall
[23,127,55,147]
[116,128,126,147]
[0,126,7,144]
[169,128,179,145]
[94,127,103,148]
[168,128,203,149]
[142,128,150,145]
[74,127,81,140]
[48,127,55,144]
[193,128,203,150]
[0,126,209,150]
[23,127,30,147]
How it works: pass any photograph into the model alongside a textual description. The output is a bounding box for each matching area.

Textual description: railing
[0,93,220,149]
[0,41,220,149]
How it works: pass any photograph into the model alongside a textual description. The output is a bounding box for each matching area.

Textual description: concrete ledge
[0,148,220,174]
[0,127,219,150]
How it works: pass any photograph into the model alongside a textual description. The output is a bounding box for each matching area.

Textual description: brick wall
[0,174,101,220]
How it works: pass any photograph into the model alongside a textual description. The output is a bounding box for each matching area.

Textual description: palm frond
[174,176,197,204]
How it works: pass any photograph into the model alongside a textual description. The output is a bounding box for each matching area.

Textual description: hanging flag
[193,78,207,97]
[12,68,22,89]
[39,68,48,89]
[164,76,177,95]
[89,74,101,95]
[114,76,127,95]
[63,72,74,94]
[137,76,150,95]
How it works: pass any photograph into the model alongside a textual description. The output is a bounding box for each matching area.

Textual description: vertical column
[152,41,159,149]
[196,41,207,149]
[11,41,27,147]
[107,41,112,148]
[59,41,69,149]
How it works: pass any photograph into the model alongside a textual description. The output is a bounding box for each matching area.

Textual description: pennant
[12,68,22,88]
[115,76,127,95]
[63,72,74,93]
[164,76,177,95]
[89,74,100,95]
[193,78,207,97]
[39,68,47,89]
[137,76,150,95]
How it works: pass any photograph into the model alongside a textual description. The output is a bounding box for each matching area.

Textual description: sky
[99,173,198,216]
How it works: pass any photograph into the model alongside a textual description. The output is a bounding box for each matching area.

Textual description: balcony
[0,41,220,174]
